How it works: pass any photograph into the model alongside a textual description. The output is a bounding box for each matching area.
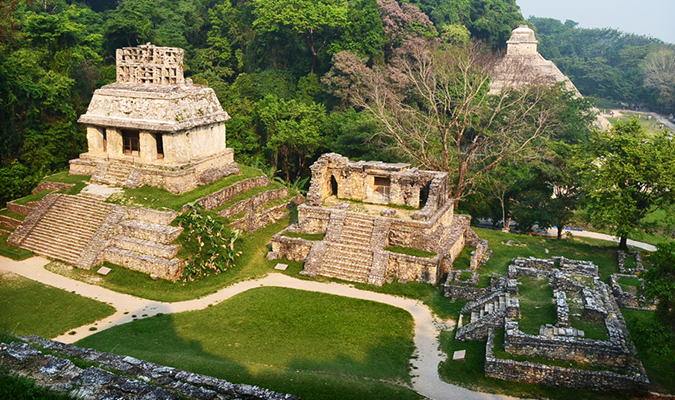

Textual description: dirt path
[0,255,515,400]
[547,228,657,252]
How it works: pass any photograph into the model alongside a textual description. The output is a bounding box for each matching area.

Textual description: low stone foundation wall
[32,181,75,194]
[503,321,628,368]
[485,328,649,393]
[610,274,654,310]
[219,187,289,219]
[5,336,298,400]
[0,215,22,229]
[230,195,304,233]
[185,176,269,211]
[271,231,314,262]
[7,201,37,216]
[444,285,489,300]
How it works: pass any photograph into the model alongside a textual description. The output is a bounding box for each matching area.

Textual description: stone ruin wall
[116,44,185,85]
[503,321,629,368]
[485,328,649,393]
[3,336,298,400]
[305,153,448,214]
[385,251,441,284]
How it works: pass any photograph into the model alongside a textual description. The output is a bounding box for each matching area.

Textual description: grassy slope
[106,165,264,211]
[76,287,420,400]
[0,272,115,338]
[0,235,34,260]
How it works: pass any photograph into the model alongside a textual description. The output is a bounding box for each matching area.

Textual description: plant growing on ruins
[177,204,242,279]
[323,39,571,200]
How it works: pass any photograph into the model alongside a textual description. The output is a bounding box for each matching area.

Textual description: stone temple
[270,153,488,286]
[70,43,235,194]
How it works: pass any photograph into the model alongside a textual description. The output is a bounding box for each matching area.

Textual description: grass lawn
[0,209,26,221]
[567,291,608,341]
[437,329,628,400]
[514,276,557,335]
[605,112,670,136]
[42,171,91,184]
[617,276,641,294]
[452,246,474,270]
[11,190,52,206]
[622,309,675,394]
[75,287,420,400]
[384,246,437,258]
[473,228,620,282]
[106,165,264,211]
[0,235,34,260]
[281,231,325,241]
[0,272,115,338]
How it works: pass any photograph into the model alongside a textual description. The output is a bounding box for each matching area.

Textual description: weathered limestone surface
[219,187,289,219]
[4,337,299,400]
[230,194,305,233]
[485,328,649,393]
[185,176,269,212]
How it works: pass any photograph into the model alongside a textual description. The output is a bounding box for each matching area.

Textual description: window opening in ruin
[156,133,164,160]
[122,130,140,156]
[374,176,391,200]
[102,129,107,153]
[330,175,338,196]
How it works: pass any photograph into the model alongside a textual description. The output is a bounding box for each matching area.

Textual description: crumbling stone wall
[219,187,289,219]
[503,321,629,368]
[3,336,299,400]
[184,176,269,211]
[385,252,441,284]
[485,328,649,393]
[31,181,75,194]
[230,195,305,233]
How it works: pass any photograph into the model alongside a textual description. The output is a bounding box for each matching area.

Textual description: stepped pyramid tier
[70,43,237,194]
[489,25,611,131]
[8,193,186,280]
[272,153,489,286]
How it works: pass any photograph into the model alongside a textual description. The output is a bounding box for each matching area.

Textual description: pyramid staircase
[455,291,508,341]
[103,211,184,281]
[9,194,116,268]
[92,162,135,187]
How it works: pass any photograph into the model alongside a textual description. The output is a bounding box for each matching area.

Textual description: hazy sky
[517,0,675,44]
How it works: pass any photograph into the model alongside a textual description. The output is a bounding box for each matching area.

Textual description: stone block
[97,266,112,276]
[453,350,467,361]
[274,263,288,271]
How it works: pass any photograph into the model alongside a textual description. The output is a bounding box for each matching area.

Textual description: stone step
[21,240,81,264]
[111,235,180,259]
[104,246,184,281]
[320,268,369,283]
[0,215,22,230]
[116,220,182,244]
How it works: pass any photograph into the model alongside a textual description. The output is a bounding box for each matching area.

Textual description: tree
[582,119,675,249]
[252,0,349,73]
[643,243,675,334]
[642,47,675,114]
[323,39,570,200]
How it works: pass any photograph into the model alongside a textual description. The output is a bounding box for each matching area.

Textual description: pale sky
[517,0,675,44]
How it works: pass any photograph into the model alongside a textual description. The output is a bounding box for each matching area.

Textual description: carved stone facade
[70,43,235,194]
[271,153,486,286]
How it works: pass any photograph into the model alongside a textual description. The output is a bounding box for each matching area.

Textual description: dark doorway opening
[122,130,140,156]
[102,129,107,153]
[156,133,164,159]
[330,175,338,196]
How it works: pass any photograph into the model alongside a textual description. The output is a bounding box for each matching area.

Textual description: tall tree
[643,243,675,334]
[324,39,570,200]
[582,119,675,249]
[252,0,349,73]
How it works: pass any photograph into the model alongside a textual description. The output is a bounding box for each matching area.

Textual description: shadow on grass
[75,288,421,400]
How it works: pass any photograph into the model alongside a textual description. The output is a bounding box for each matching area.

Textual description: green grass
[46,217,301,302]
[473,228,620,282]
[0,235,34,260]
[0,208,26,221]
[42,171,91,184]
[281,231,325,241]
[11,190,51,206]
[476,274,491,288]
[262,189,300,209]
[75,287,420,400]
[107,165,265,211]
[606,112,670,136]
[437,329,628,400]
[0,272,115,338]
[566,291,608,341]
[458,271,473,281]
[622,309,675,394]
[1,367,74,400]
[617,276,641,294]
[452,246,474,270]
[385,246,437,258]
[515,276,557,335]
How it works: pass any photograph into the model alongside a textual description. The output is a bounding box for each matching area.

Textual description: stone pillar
[106,128,123,157]
[139,131,157,162]
[86,126,105,154]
